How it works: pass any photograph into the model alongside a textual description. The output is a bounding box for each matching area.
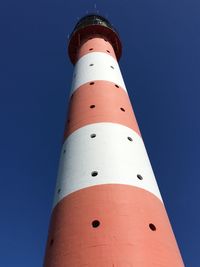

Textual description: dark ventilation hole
[90,105,95,109]
[149,223,156,231]
[106,50,110,53]
[50,239,54,246]
[92,220,100,228]
[110,66,114,69]
[115,84,119,88]
[90,82,95,85]
[89,63,94,66]
[89,48,93,51]
[137,174,143,180]
[120,107,125,112]
[57,188,61,194]
[127,137,133,142]
[90,134,96,138]
[91,171,98,177]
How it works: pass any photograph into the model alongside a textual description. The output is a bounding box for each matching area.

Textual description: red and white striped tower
[43,15,184,266]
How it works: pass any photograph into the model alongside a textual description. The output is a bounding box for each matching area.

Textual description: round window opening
[149,223,156,231]
[92,220,100,228]
[50,239,54,246]
[57,189,61,194]
[91,171,98,177]
[137,174,143,180]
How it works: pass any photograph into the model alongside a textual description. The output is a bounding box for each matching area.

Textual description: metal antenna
[94,3,98,14]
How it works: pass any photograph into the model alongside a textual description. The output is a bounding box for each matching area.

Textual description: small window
[115,84,119,88]
[137,174,143,180]
[90,105,95,109]
[92,220,100,228]
[91,171,98,177]
[149,223,156,231]
[89,48,93,51]
[89,63,94,66]
[90,82,95,85]
[127,137,133,142]
[120,108,125,112]
[110,66,114,69]
[106,50,110,53]
[90,134,96,138]
[50,239,54,246]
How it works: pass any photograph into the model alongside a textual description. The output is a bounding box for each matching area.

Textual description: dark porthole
[90,82,95,85]
[57,188,61,194]
[90,105,95,109]
[110,66,114,69]
[90,134,96,138]
[137,174,143,180]
[149,223,156,231]
[50,239,54,246]
[115,84,119,88]
[106,50,110,53]
[89,48,93,51]
[120,107,125,112]
[92,220,100,228]
[127,137,133,142]
[91,171,98,177]
[89,63,94,66]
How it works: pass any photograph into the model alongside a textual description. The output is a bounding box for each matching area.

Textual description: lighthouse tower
[43,15,184,266]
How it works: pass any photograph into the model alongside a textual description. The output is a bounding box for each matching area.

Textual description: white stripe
[71,52,127,94]
[53,123,162,207]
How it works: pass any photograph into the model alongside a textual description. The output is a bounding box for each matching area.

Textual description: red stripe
[44,184,184,267]
[64,80,141,140]
[77,37,117,61]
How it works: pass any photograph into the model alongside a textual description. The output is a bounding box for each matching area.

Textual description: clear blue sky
[0,0,199,266]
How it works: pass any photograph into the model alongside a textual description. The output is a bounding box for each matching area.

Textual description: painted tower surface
[43,15,184,266]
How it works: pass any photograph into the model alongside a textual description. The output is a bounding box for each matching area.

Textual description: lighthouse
[43,14,184,266]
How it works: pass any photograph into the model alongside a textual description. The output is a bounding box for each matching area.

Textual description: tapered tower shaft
[43,15,184,266]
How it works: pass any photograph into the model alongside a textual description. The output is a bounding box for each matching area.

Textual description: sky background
[0,0,200,266]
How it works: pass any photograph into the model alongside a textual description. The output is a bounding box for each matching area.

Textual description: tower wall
[43,20,184,267]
